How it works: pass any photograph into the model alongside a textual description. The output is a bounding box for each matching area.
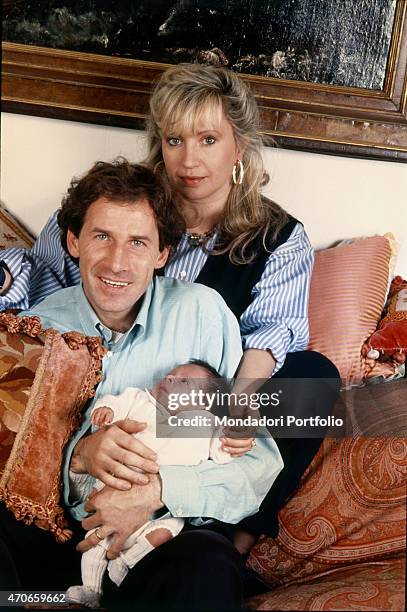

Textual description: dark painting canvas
[4,0,397,90]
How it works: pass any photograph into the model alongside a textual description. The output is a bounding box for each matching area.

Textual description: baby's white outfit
[67,387,232,608]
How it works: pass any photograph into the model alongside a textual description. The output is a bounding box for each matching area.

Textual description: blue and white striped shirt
[0,211,313,372]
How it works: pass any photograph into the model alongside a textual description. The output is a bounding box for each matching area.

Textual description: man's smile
[99,276,131,288]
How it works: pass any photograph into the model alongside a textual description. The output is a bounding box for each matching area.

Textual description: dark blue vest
[195,216,298,319]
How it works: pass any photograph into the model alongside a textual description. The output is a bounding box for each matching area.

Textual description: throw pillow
[0,206,34,249]
[363,275,407,364]
[247,380,406,587]
[0,312,105,541]
[307,235,393,386]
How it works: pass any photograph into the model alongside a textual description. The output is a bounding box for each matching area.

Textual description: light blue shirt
[23,279,283,524]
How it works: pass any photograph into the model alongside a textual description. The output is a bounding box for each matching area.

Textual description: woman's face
[161,108,242,210]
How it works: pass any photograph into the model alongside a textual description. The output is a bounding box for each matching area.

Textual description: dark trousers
[0,503,244,610]
[239,350,340,537]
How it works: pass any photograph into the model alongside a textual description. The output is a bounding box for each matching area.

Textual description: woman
[0,64,339,555]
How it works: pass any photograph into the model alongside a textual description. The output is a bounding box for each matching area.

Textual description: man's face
[67,196,168,331]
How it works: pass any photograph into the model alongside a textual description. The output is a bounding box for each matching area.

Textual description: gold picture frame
[2,0,406,162]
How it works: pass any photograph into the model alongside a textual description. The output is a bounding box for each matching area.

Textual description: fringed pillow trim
[0,487,72,543]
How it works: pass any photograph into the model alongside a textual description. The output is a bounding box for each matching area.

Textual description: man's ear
[66,228,80,259]
[155,246,170,270]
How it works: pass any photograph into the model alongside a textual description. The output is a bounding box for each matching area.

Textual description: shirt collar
[74,280,154,345]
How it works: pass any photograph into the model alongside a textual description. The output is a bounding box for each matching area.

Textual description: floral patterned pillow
[0,313,105,541]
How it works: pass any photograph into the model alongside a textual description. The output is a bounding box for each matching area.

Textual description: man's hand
[70,419,159,490]
[77,474,164,559]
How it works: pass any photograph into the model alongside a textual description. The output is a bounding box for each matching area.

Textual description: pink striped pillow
[307,236,392,386]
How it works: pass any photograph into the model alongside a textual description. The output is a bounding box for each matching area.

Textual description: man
[1,160,283,609]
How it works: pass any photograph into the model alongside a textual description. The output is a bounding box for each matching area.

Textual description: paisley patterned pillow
[248,379,407,598]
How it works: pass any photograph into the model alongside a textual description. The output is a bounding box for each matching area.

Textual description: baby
[67,360,254,608]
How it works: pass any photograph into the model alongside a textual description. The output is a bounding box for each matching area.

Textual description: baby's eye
[180,378,188,383]
[167,137,182,146]
[203,136,216,145]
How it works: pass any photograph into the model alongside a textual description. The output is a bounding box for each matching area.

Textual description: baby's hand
[91,406,114,428]
[221,435,256,458]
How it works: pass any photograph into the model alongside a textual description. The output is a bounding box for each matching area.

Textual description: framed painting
[2,0,407,161]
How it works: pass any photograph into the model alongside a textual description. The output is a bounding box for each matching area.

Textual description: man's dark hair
[57,158,185,255]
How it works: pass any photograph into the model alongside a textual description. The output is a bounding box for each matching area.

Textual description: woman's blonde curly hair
[145,63,288,264]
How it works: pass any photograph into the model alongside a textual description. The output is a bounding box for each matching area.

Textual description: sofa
[244,233,406,611]
[0,208,405,610]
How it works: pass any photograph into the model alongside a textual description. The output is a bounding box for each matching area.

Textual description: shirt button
[179,270,187,280]
[106,350,113,358]
[176,507,183,514]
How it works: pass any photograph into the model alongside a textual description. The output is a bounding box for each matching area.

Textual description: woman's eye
[167,137,182,146]
[203,136,216,145]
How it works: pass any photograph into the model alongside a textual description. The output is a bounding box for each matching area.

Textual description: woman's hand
[70,419,159,490]
[221,348,276,451]
[221,435,255,457]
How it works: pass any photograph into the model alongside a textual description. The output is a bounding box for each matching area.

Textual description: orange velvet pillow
[363,275,407,364]
[307,236,392,386]
[0,313,105,541]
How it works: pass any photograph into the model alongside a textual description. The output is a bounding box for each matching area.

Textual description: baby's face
[150,364,214,409]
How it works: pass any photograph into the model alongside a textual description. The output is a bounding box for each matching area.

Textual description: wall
[1,112,406,274]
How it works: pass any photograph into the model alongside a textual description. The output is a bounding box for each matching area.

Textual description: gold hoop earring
[232,159,244,185]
